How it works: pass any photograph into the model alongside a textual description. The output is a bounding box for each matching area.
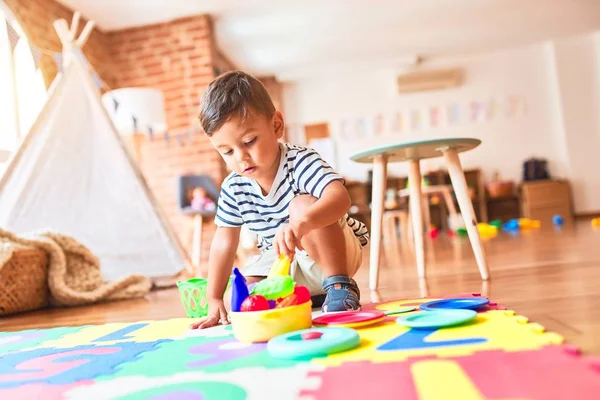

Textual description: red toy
[240,294,270,312]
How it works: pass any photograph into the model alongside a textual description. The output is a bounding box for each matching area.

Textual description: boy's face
[209,110,284,185]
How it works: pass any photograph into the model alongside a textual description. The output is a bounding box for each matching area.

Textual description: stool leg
[192,214,203,276]
[369,155,388,290]
[443,148,490,280]
[408,159,425,278]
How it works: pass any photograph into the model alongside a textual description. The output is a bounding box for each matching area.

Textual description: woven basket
[0,243,49,316]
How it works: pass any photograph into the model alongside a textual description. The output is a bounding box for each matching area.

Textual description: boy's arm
[298,180,351,232]
[191,225,240,329]
[206,225,241,300]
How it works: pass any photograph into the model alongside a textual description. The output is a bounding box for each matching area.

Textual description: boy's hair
[199,70,276,136]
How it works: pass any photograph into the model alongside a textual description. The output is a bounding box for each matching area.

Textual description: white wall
[283,34,600,213]
[549,33,600,213]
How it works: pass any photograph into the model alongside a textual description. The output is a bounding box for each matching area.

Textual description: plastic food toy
[231,268,249,312]
[251,275,295,300]
[240,294,270,312]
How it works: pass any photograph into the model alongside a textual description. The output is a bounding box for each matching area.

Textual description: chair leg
[369,155,388,290]
[191,214,203,276]
[443,148,490,280]
[408,159,425,279]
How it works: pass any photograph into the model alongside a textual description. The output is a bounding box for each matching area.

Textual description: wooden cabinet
[520,180,573,225]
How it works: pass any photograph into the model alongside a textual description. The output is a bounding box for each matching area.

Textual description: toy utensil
[231,267,249,312]
[267,254,291,279]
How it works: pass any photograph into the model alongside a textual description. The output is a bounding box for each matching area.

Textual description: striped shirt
[215,142,369,252]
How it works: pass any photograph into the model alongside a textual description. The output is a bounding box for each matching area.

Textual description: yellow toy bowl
[229,300,313,343]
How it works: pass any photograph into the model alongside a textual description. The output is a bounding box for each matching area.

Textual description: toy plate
[267,327,360,359]
[419,298,489,311]
[396,309,477,329]
[312,310,385,328]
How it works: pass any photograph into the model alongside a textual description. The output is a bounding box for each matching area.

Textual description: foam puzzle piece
[0,381,94,400]
[314,309,563,366]
[0,341,168,388]
[299,345,600,400]
[105,336,301,379]
[0,326,86,354]
[66,365,323,400]
[34,319,191,348]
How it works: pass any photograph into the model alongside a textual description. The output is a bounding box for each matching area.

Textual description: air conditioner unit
[397,68,464,93]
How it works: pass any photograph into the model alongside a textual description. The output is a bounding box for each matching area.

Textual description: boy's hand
[274,220,310,259]
[189,298,229,329]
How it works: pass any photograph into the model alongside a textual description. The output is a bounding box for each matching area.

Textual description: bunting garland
[329,95,527,139]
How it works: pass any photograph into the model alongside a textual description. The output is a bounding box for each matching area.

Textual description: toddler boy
[191,71,369,329]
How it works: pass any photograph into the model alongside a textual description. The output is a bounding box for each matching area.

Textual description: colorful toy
[268,254,291,278]
[503,219,520,231]
[428,227,439,239]
[396,309,477,329]
[251,275,295,300]
[313,310,386,329]
[419,298,489,311]
[240,294,270,312]
[293,285,311,304]
[553,214,564,226]
[592,218,600,228]
[231,268,249,312]
[267,327,360,360]
[477,222,498,237]
[489,219,503,229]
[176,278,209,318]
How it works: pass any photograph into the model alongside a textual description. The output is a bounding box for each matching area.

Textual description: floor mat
[1,293,599,399]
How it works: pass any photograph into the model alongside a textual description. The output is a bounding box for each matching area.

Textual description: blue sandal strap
[321,275,361,312]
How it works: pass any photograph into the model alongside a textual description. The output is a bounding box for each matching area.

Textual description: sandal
[321,275,361,313]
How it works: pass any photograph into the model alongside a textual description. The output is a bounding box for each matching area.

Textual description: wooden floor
[2,221,600,355]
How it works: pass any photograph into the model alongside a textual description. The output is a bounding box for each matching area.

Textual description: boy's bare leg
[289,195,348,277]
[289,195,360,312]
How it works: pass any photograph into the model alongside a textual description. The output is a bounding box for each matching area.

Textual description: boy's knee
[289,195,317,221]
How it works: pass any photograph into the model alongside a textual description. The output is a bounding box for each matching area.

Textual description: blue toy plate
[267,327,360,359]
[419,297,489,311]
[396,309,478,329]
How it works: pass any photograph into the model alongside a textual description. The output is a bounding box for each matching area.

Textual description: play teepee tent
[0,15,189,284]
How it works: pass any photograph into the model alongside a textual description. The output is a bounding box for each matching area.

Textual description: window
[0,5,47,169]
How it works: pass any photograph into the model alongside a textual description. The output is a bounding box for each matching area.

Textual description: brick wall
[4,0,117,89]
[106,15,226,272]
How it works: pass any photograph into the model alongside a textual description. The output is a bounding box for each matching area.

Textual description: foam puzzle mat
[1,293,600,399]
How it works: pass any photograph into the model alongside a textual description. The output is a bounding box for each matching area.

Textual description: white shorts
[241,218,363,295]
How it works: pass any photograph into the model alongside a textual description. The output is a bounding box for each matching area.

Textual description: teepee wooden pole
[70,11,81,40]
[76,20,95,47]
[53,19,71,46]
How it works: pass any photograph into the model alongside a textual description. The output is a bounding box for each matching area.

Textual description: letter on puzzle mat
[298,345,600,400]
[0,341,168,388]
[33,318,192,348]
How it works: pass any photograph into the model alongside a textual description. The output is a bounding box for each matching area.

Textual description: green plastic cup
[177,278,209,318]
[176,277,233,318]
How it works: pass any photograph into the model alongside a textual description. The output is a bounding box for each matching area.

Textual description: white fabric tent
[0,15,189,284]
